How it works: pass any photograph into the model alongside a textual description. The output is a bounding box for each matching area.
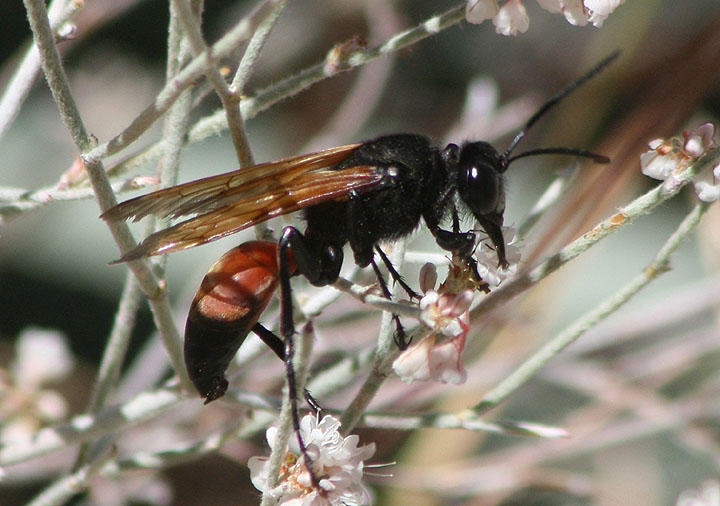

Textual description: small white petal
[694,163,720,202]
[474,226,520,287]
[428,335,468,384]
[697,123,717,148]
[584,0,624,15]
[493,0,529,36]
[640,150,677,180]
[694,181,720,202]
[584,0,624,26]
[561,0,589,25]
[466,0,500,24]
[684,134,705,157]
[393,335,434,383]
[266,426,279,450]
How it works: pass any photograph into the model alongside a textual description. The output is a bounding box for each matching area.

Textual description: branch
[474,200,711,414]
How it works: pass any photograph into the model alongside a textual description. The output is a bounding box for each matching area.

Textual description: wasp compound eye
[457,141,504,217]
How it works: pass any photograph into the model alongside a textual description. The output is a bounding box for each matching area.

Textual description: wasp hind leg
[277,226,341,494]
[251,323,322,413]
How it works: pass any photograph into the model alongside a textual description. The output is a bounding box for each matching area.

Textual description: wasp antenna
[502,50,621,161]
[507,147,610,165]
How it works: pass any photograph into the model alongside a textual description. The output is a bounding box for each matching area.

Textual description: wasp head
[453,141,508,267]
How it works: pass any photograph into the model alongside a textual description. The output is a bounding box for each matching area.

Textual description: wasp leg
[278,226,332,493]
[374,245,420,300]
[252,323,322,414]
[343,192,411,350]
[369,257,410,350]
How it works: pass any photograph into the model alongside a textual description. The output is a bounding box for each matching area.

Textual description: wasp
[103,52,616,490]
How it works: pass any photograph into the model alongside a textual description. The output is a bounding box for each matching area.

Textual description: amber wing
[102,143,383,261]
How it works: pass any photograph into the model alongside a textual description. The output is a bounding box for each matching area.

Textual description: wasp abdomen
[184,241,283,403]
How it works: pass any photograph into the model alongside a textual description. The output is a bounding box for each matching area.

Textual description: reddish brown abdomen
[184,241,281,403]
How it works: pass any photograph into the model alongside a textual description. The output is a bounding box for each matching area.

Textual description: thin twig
[340,240,413,434]
[101,3,467,181]
[230,0,287,238]
[73,272,143,468]
[360,411,567,438]
[171,0,254,166]
[26,445,114,506]
[81,0,285,165]
[0,177,156,219]
[0,387,181,466]
[474,201,711,414]
[332,277,420,318]
[261,323,314,504]
[23,0,190,387]
[0,0,80,140]
[106,421,245,471]
[231,0,286,95]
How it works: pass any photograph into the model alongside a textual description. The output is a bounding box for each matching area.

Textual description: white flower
[249,414,375,506]
[640,138,678,180]
[393,331,468,385]
[0,328,74,445]
[584,0,625,27]
[694,162,720,202]
[466,0,499,23]
[494,0,529,35]
[536,0,589,25]
[393,289,472,384]
[466,0,621,31]
[418,290,473,338]
[676,480,720,506]
[560,0,591,25]
[640,123,720,202]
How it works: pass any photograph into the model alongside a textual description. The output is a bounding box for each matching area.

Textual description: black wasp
[103,51,616,490]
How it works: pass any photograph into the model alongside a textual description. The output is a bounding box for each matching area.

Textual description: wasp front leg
[345,192,412,349]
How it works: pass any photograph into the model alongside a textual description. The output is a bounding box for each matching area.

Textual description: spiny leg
[370,257,410,350]
[252,323,322,413]
[374,245,419,300]
[277,227,325,492]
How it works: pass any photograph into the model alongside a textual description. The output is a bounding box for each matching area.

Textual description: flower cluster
[393,229,521,385]
[640,122,720,202]
[466,0,625,35]
[0,328,74,445]
[393,288,473,385]
[249,414,375,506]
